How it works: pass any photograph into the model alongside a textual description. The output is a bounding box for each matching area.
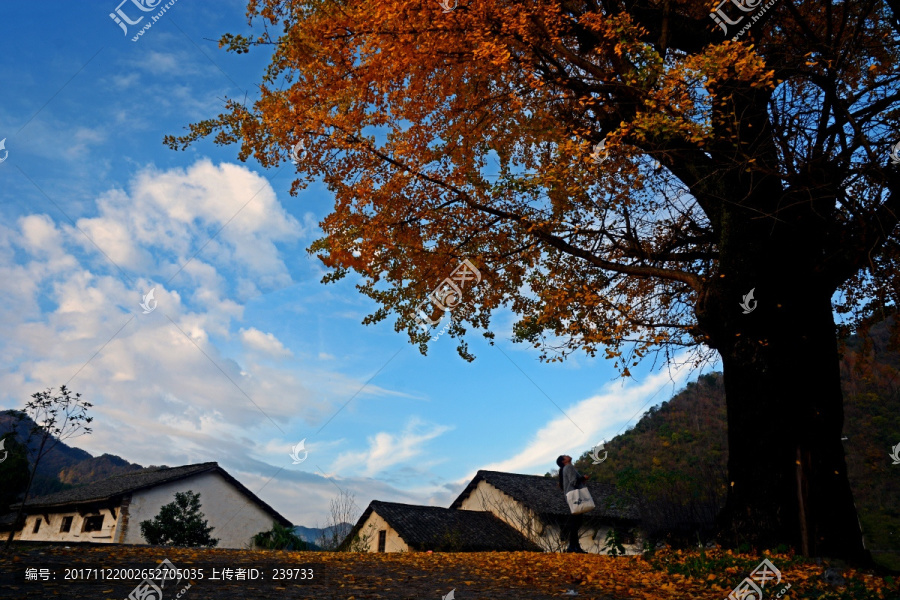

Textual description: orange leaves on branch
[170,0,897,372]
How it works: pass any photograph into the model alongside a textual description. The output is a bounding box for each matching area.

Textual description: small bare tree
[473,489,567,552]
[4,386,93,550]
[346,522,377,552]
[318,489,360,551]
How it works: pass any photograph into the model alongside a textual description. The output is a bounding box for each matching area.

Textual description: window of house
[32,518,41,533]
[82,515,104,532]
[60,516,74,533]
[377,530,386,552]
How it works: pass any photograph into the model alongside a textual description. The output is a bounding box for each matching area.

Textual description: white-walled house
[340,470,643,554]
[450,470,643,554]
[5,462,291,549]
[339,500,542,552]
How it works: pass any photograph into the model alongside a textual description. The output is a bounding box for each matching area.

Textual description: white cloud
[476,359,695,476]
[240,327,292,358]
[64,127,108,161]
[0,160,409,517]
[73,159,306,296]
[122,49,208,78]
[330,418,453,477]
[227,466,429,528]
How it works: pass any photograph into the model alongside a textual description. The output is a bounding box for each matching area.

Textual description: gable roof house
[450,470,643,554]
[4,462,290,549]
[339,500,542,553]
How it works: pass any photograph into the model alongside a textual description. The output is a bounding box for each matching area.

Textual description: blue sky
[0,0,716,527]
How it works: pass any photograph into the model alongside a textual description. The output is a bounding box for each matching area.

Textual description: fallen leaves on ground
[0,546,895,599]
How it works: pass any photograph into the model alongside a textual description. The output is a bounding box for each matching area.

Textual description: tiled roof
[0,511,18,530]
[449,470,640,521]
[342,501,542,552]
[19,462,291,526]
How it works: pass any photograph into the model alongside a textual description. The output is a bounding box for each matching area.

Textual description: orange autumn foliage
[166,0,900,371]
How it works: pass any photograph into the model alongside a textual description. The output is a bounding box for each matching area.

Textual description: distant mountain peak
[0,410,145,492]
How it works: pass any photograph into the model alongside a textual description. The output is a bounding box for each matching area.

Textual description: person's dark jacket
[562,463,587,495]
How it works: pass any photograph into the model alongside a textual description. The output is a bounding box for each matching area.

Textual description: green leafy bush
[252,522,308,551]
[139,490,218,548]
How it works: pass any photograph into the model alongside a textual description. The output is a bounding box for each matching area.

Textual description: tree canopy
[169,0,900,366]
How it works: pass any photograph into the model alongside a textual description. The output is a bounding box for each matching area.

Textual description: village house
[343,470,643,554]
[339,500,542,552]
[450,470,643,554]
[2,462,291,549]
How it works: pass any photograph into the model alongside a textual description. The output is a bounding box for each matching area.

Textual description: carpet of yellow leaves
[0,546,896,599]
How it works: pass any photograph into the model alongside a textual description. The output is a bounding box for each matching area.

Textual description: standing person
[557,454,589,553]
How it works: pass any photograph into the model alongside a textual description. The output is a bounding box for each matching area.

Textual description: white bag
[566,487,595,514]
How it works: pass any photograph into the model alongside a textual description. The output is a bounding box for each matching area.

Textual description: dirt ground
[0,546,620,600]
[0,544,895,600]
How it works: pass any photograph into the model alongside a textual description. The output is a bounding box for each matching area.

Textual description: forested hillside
[576,372,728,545]
[840,319,900,569]
[57,453,145,485]
[0,412,145,496]
[577,319,900,569]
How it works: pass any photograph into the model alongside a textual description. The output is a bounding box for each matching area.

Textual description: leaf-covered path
[0,546,895,599]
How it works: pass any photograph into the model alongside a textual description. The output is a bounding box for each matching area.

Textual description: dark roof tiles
[450,470,640,520]
[23,462,220,507]
[19,462,291,527]
[345,501,542,552]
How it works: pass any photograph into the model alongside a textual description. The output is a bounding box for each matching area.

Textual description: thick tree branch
[821,183,900,288]
[346,134,704,291]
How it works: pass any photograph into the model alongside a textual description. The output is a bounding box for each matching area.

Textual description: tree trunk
[697,266,871,565]
[3,433,46,552]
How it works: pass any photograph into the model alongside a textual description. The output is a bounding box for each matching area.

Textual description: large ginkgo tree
[167,0,900,563]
